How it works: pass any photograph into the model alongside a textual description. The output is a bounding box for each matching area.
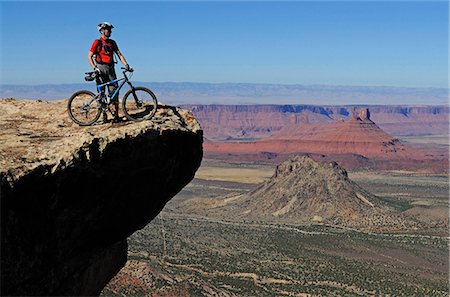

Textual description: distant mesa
[188,104,450,142]
[204,108,410,159]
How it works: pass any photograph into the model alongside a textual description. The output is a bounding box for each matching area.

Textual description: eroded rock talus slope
[0,99,203,296]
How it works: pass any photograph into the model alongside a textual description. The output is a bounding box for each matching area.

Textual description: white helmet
[97,22,114,32]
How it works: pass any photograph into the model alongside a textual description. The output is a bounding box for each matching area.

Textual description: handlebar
[84,66,133,82]
[121,67,134,73]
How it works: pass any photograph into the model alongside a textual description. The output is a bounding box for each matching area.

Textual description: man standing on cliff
[88,22,132,122]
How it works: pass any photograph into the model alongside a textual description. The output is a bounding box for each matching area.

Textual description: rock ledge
[0,99,203,296]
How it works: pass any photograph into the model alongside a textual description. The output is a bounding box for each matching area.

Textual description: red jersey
[90,37,118,65]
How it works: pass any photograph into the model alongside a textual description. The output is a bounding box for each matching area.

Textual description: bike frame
[96,70,134,102]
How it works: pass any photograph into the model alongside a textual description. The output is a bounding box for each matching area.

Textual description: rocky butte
[0,98,203,296]
[181,155,422,232]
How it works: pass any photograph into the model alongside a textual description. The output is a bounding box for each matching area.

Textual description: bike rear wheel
[122,87,158,121]
[67,90,101,126]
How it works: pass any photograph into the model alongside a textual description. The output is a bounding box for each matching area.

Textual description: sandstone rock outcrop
[186,104,449,141]
[182,156,420,231]
[245,155,381,222]
[203,108,409,159]
[351,107,370,121]
[0,98,203,296]
[271,108,408,156]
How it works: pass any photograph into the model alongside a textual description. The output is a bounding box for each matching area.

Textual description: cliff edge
[0,98,203,296]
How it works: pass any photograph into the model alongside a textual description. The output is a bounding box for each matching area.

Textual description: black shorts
[96,64,119,99]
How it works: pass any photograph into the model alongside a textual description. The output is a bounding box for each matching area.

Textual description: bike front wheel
[67,90,101,126]
[122,87,158,121]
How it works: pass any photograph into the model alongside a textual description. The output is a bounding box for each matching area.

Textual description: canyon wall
[186,104,449,140]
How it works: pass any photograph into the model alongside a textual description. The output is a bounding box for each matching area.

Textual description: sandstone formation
[244,155,382,222]
[203,108,410,159]
[187,105,334,141]
[270,107,408,156]
[186,104,449,141]
[193,105,448,172]
[0,98,203,296]
[182,156,420,231]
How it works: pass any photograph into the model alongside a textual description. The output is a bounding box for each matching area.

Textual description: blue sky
[0,1,448,87]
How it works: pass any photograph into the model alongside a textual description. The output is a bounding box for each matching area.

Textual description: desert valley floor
[102,144,449,296]
[100,103,450,296]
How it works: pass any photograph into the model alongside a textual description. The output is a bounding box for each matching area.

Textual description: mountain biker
[88,22,132,122]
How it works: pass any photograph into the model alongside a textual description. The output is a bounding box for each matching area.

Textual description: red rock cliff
[204,108,407,159]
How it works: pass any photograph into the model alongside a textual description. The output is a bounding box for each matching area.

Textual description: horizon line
[1,81,448,90]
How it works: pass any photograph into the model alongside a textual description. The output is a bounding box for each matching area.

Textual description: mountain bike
[67,67,158,126]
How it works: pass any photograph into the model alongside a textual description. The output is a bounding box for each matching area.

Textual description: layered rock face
[187,104,449,141]
[204,108,408,159]
[188,105,334,141]
[270,107,407,157]
[0,99,203,296]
